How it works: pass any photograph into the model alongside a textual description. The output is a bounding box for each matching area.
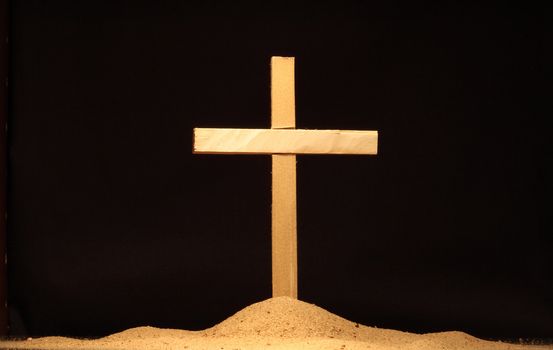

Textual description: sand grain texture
[1,297,551,350]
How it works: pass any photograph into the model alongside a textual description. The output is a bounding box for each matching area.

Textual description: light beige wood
[271,154,297,298]
[193,128,378,155]
[271,57,295,129]
[271,56,298,298]
[193,56,379,300]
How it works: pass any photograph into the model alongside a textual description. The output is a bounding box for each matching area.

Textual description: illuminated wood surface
[193,128,378,155]
[270,57,297,298]
[193,56,378,299]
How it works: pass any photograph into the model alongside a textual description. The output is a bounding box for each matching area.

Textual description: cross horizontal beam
[193,128,378,155]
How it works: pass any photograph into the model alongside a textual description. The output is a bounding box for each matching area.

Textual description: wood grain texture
[192,56,378,300]
[271,56,297,298]
[271,154,297,298]
[193,128,378,155]
[271,57,295,129]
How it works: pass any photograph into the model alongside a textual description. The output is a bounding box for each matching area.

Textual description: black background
[7,0,552,341]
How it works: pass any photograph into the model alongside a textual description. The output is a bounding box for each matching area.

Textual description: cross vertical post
[270,57,297,298]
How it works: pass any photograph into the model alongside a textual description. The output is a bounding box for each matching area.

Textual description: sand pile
[206,296,410,341]
[0,297,550,350]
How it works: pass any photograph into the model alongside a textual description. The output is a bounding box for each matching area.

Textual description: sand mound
[0,297,550,350]
[203,297,500,348]
[206,296,407,341]
[103,326,195,340]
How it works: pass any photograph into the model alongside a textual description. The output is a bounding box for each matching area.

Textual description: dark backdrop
[7,0,552,341]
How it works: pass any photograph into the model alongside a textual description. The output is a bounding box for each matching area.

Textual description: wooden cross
[193,57,378,298]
